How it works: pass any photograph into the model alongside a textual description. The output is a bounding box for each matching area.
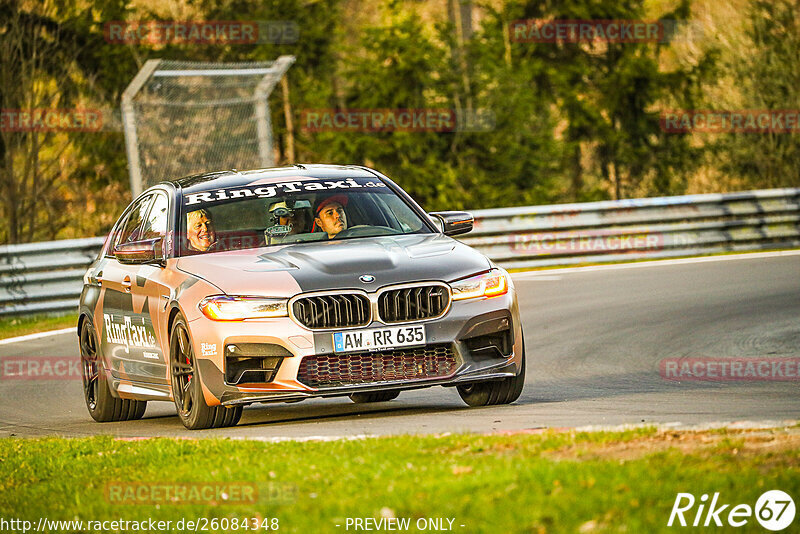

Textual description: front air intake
[297,344,457,388]
[378,284,450,323]
[292,293,371,329]
[224,343,291,385]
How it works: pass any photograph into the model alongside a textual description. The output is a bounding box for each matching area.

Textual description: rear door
[129,191,172,383]
[100,193,166,383]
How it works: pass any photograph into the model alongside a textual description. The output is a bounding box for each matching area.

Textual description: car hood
[175,233,491,295]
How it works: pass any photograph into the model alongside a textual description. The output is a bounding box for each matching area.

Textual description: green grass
[1,427,797,533]
[0,314,77,340]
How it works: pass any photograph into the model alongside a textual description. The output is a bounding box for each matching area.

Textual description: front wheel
[170,314,242,430]
[457,340,526,407]
[79,318,146,422]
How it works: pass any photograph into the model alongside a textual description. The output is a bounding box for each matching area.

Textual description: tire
[349,390,400,403]
[79,318,147,422]
[169,314,242,430]
[457,339,526,407]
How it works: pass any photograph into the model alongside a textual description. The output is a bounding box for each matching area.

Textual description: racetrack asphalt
[1,253,798,438]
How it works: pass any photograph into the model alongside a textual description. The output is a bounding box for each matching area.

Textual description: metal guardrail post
[121,59,162,199]
[0,188,798,317]
[462,188,800,269]
[0,237,106,317]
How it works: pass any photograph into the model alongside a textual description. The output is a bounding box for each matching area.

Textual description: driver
[313,195,348,239]
[186,209,217,252]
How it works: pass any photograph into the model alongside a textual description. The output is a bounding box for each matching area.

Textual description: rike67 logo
[668,490,795,531]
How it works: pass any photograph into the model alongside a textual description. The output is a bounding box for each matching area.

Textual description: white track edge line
[511,249,800,277]
[107,420,799,443]
[0,327,75,346]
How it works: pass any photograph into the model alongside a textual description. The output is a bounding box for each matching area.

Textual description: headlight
[450,269,509,301]
[199,296,289,321]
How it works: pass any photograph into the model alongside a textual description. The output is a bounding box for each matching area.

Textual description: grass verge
[0,314,77,340]
[1,426,798,533]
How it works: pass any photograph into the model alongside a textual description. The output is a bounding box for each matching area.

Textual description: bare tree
[0,0,98,243]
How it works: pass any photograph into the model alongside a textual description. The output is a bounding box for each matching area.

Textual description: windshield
[178,177,434,255]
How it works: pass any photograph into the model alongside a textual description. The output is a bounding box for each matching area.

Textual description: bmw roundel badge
[360,274,376,283]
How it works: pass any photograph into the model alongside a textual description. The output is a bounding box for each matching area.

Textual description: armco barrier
[460,187,800,269]
[1,188,798,317]
[0,237,106,316]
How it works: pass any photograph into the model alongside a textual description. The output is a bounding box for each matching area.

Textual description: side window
[116,195,153,247]
[104,212,128,257]
[141,193,169,240]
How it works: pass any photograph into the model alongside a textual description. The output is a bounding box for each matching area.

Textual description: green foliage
[712,0,800,188]
[0,0,135,243]
[1,0,796,243]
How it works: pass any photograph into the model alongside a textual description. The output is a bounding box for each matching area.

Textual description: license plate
[333,325,426,353]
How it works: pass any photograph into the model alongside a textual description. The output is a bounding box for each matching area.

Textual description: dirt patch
[544,427,800,462]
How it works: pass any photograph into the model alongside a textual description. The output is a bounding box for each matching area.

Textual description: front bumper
[187,288,523,407]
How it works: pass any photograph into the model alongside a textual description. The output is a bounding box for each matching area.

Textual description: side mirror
[428,211,474,236]
[114,238,163,264]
